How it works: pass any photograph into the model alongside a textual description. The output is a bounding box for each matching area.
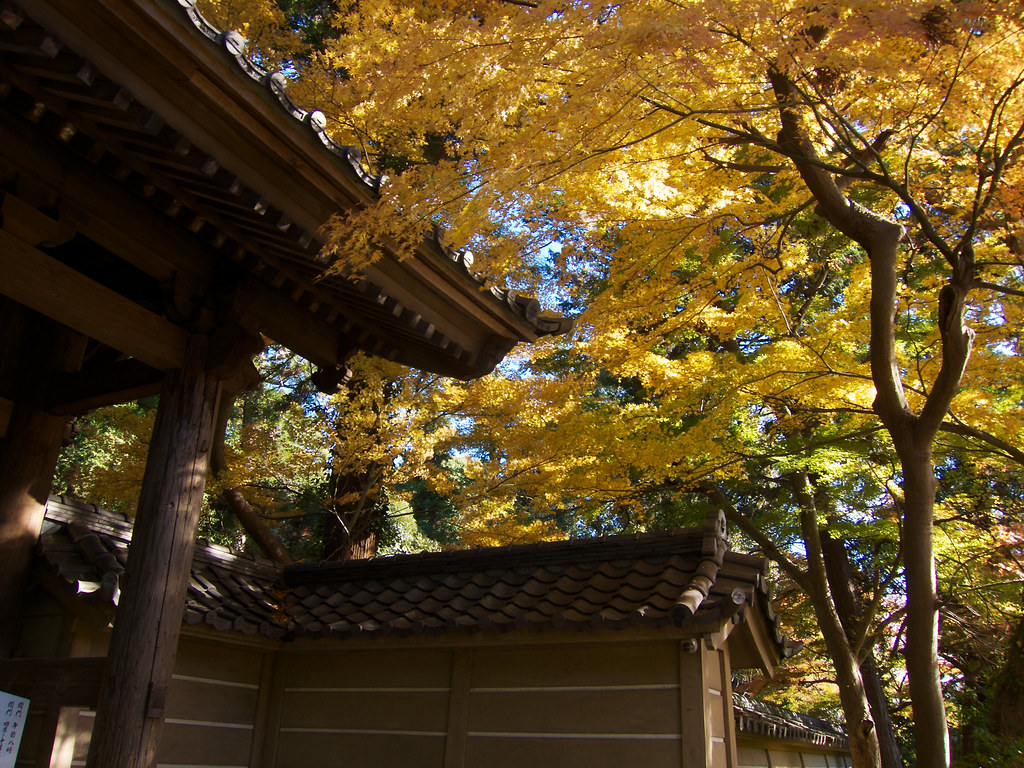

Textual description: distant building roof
[733,693,850,751]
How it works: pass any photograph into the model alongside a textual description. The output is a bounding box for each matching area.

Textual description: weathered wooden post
[0,304,79,657]
[86,335,221,768]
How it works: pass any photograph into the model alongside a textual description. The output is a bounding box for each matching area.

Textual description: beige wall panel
[175,639,263,686]
[279,690,450,732]
[47,706,82,768]
[737,745,771,767]
[274,731,447,768]
[470,644,676,688]
[465,735,680,768]
[165,677,260,726]
[768,748,804,768]
[802,754,828,767]
[71,711,94,764]
[281,649,452,689]
[709,737,729,768]
[707,688,726,737]
[155,722,253,766]
[469,688,679,736]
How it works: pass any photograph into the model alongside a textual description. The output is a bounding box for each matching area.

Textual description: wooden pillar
[0,304,79,657]
[86,335,220,768]
[0,406,66,655]
[679,639,710,768]
[444,649,473,768]
[718,643,739,768]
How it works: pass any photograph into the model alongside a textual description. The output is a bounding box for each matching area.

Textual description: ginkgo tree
[187,1,1024,766]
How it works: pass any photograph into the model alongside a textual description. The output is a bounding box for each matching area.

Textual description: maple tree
[241,3,1022,766]
[57,1,1023,766]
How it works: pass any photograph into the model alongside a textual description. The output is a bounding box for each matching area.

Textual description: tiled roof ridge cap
[191,538,283,579]
[44,495,282,579]
[45,495,134,538]
[671,509,730,620]
[285,526,709,585]
[174,0,572,338]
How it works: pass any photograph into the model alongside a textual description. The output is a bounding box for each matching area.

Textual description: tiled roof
[40,497,287,638]
[282,523,769,638]
[37,496,782,646]
[733,693,850,750]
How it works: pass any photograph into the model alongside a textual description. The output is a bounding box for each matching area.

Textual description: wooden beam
[444,650,473,768]
[717,644,740,768]
[0,406,66,656]
[233,275,358,370]
[0,657,104,708]
[0,108,215,286]
[43,359,163,414]
[26,0,367,235]
[87,335,221,768]
[0,116,358,372]
[0,228,189,370]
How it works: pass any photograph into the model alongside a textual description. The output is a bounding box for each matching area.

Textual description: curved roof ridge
[284,526,707,586]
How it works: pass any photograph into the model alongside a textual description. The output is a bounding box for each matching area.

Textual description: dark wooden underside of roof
[0,1,568,412]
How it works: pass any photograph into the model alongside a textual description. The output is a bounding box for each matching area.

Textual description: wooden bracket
[207,325,265,391]
[0,192,77,247]
[310,363,352,394]
[145,681,167,719]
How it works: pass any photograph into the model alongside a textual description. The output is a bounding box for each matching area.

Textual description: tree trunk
[87,335,220,768]
[794,476,882,768]
[821,531,904,768]
[322,467,382,561]
[897,451,949,768]
[770,65,961,766]
[210,390,293,566]
[988,601,1024,739]
[221,486,294,565]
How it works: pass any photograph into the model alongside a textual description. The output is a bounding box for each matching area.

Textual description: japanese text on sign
[0,691,28,768]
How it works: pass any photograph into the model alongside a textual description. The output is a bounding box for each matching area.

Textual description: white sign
[0,691,29,768]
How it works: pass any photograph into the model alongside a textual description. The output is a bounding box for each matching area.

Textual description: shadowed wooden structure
[6,497,851,768]
[0,2,568,766]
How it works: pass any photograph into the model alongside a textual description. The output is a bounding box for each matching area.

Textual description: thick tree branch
[700,485,809,589]
[940,419,1024,467]
[211,390,294,566]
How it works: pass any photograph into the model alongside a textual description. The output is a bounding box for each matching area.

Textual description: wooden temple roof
[38,496,796,672]
[0,0,570,410]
